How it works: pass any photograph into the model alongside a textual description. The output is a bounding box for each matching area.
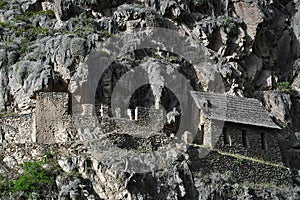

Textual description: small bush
[17,10,55,20]
[276,82,294,92]
[0,21,11,28]
[164,55,178,63]
[15,14,30,23]
[0,111,17,118]
[0,174,11,196]
[99,30,114,38]
[12,161,53,197]
[0,0,7,9]
[218,16,236,30]
[67,170,81,178]
[295,132,300,140]
[233,157,245,164]
[33,10,55,18]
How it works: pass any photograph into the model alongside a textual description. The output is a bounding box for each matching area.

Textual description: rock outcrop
[0,0,300,199]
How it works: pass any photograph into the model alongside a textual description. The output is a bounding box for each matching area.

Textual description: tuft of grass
[16,27,50,41]
[15,14,30,23]
[99,30,115,38]
[66,170,81,178]
[234,157,245,164]
[30,27,50,35]
[0,174,11,196]
[276,82,294,93]
[0,111,17,118]
[0,21,11,28]
[20,44,28,54]
[164,55,178,63]
[17,10,55,20]
[33,10,55,18]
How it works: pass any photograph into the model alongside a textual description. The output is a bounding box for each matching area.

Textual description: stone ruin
[0,92,168,144]
[0,90,283,164]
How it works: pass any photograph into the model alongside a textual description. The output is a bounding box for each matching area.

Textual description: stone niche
[33,92,71,144]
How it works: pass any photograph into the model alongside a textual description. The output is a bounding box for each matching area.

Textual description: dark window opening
[199,125,204,145]
[223,128,231,146]
[242,130,249,148]
[261,132,267,150]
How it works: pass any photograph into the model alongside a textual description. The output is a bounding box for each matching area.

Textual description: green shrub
[295,132,300,140]
[16,10,55,21]
[33,10,55,18]
[233,157,245,164]
[12,161,53,197]
[164,55,178,62]
[0,111,17,118]
[99,30,114,38]
[67,170,81,178]
[0,0,7,9]
[0,21,11,28]
[30,27,50,36]
[44,151,53,160]
[15,14,30,23]
[219,16,236,29]
[276,82,294,92]
[0,174,11,196]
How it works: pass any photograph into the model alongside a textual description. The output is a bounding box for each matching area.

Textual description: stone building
[33,92,165,142]
[190,91,282,164]
[33,92,73,143]
[0,92,73,144]
[0,90,283,164]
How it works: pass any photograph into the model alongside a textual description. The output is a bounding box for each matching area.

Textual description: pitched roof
[190,91,281,129]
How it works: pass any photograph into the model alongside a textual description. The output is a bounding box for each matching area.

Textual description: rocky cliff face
[0,0,300,199]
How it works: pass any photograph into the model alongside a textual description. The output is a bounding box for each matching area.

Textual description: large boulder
[233,0,263,40]
[262,91,292,124]
[9,61,53,110]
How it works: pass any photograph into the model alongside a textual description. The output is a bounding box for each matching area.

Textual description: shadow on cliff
[250,0,300,171]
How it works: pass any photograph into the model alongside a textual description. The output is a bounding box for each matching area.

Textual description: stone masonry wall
[73,115,102,141]
[98,106,165,137]
[0,114,32,143]
[213,121,282,164]
[34,92,71,144]
[0,102,166,144]
[189,147,291,186]
[64,106,166,141]
[99,116,164,136]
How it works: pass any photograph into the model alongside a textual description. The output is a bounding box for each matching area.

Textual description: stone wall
[97,106,165,137]
[61,106,166,141]
[0,92,283,168]
[189,147,291,186]
[99,116,164,137]
[213,121,282,164]
[0,101,166,144]
[34,92,71,144]
[0,114,33,143]
[72,115,102,141]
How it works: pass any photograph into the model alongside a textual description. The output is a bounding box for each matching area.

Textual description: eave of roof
[191,91,281,130]
[209,116,281,129]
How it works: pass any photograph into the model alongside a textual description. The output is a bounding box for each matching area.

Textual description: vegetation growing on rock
[0,0,299,199]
